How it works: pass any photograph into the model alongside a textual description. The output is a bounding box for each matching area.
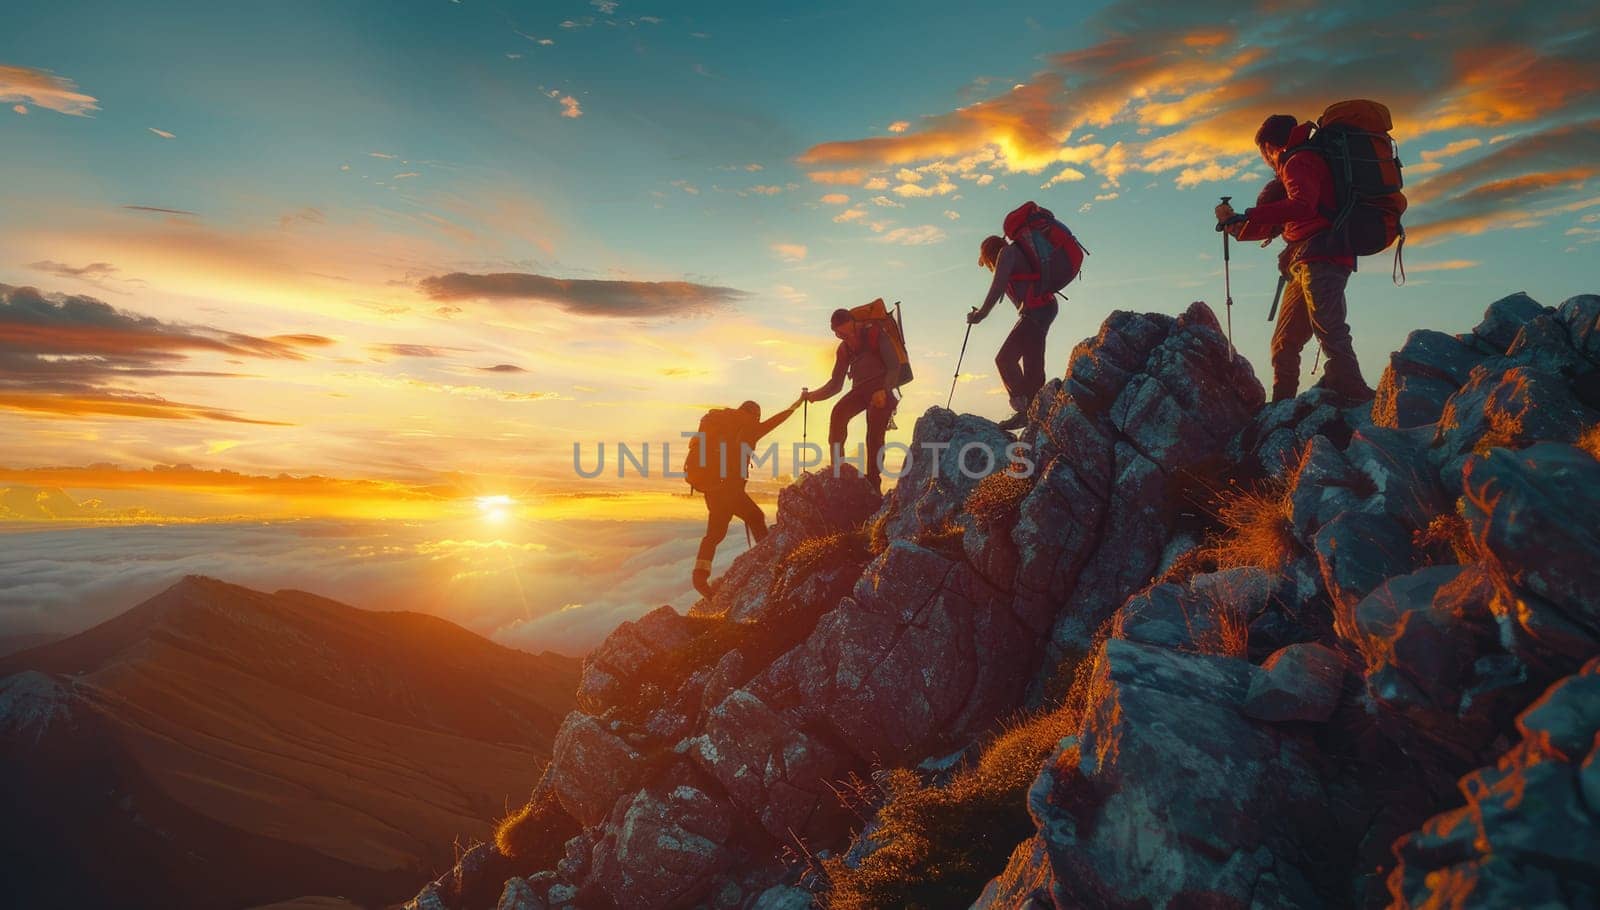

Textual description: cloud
[1408,120,1600,241]
[877,225,948,246]
[794,0,1600,233]
[591,0,618,12]
[819,193,850,205]
[28,260,120,285]
[1420,138,1483,162]
[745,184,784,195]
[870,195,904,208]
[393,171,421,179]
[888,120,910,133]
[1406,259,1481,272]
[770,242,808,261]
[833,207,867,223]
[122,204,198,217]
[417,272,749,318]
[367,343,468,359]
[943,210,960,220]
[0,64,99,116]
[0,516,702,656]
[479,363,527,373]
[1173,162,1240,188]
[558,95,582,118]
[0,283,323,424]
[807,169,869,185]
[1042,166,1087,187]
[11,104,25,115]
[368,151,398,159]
[148,127,175,139]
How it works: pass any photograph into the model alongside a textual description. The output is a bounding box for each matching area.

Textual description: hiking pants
[996,300,1058,405]
[695,483,767,578]
[829,386,897,487]
[1271,260,1365,401]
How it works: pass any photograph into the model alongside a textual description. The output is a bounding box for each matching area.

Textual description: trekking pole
[1215,196,1236,361]
[1311,345,1323,375]
[1267,273,1287,322]
[801,388,808,449]
[948,313,975,410]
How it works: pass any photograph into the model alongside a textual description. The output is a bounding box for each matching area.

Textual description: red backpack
[1002,202,1088,308]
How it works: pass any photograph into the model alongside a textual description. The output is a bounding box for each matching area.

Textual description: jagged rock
[1432,365,1595,491]
[1244,642,1348,723]
[702,466,883,623]
[405,884,449,910]
[875,408,1016,546]
[588,763,735,909]
[755,541,1028,764]
[748,884,812,909]
[1389,658,1600,908]
[1462,443,1600,666]
[1231,386,1354,478]
[971,835,1056,909]
[688,688,848,840]
[1348,565,1508,763]
[497,877,546,910]
[548,713,646,827]
[1374,329,1487,429]
[1023,302,1265,657]
[1022,638,1330,908]
[1113,567,1267,657]
[578,605,701,714]
[1472,291,1548,354]
[1558,293,1600,362]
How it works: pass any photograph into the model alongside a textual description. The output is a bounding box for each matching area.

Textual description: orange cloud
[0,390,290,424]
[0,64,99,116]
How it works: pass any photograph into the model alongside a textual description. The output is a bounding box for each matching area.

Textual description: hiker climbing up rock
[684,396,802,597]
[1216,103,1406,405]
[968,202,1085,430]
[802,300,913,495]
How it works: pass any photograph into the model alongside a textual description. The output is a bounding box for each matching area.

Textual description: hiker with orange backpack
[969,202,1086,430]
[802,300,913,495]
[1216,103,1406,405]
[686,396,804,598]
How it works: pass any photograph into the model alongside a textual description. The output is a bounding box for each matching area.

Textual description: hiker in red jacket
[691,397,802,598]
[969,234,1067,430]
[802,308,900,494]
[1216,114,1375,405]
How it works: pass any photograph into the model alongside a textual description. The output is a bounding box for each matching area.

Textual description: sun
[476,494,514,524]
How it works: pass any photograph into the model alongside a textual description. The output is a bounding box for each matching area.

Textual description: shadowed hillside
[0,576,580,910]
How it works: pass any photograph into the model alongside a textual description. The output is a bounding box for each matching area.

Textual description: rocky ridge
[411,292,1600,910]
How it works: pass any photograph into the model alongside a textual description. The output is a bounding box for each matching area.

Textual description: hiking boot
[1315,376,1376,407]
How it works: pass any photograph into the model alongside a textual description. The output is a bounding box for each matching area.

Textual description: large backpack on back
[683,407,749,492]
[1002,201,1088,308]
[1288,100,1409,276]
[849,298,914,387]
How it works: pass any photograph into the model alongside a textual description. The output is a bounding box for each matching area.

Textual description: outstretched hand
[966,308,984,325]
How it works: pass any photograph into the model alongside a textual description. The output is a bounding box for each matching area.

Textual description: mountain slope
[0,576,579,910]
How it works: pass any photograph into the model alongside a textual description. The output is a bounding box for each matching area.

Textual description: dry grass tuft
[1579,423,1600,462]
[1415,512,1477,565]
[494,781,578,866]
[963,472,1034,526]
[914,518,966,557]
[770,528,871,604]
[1198,473,1298,575]
[821,705,1077,910]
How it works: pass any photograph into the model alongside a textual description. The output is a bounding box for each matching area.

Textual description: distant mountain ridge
[0,575,580,910]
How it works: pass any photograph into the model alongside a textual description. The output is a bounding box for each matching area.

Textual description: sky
[2,0,1598,650]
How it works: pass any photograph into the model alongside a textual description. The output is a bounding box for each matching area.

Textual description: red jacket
[1232,122,1355,269]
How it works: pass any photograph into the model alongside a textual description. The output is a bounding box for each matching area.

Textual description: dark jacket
[806,324,899,401]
